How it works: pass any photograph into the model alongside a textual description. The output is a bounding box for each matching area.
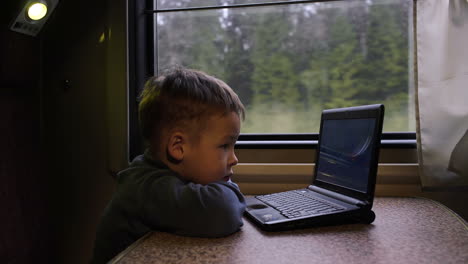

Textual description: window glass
[154,0,414,133]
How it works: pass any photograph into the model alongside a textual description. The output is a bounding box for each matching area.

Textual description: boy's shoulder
[117,150,177,183]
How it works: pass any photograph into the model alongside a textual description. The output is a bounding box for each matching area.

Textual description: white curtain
[415,0,468,190]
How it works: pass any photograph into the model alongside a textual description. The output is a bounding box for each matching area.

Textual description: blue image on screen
[316,118,376,193]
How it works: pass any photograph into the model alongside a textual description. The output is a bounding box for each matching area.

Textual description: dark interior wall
[0,1,51,263]
[1,0,126,263]
[41,0,127,263]
[1,0,124,261]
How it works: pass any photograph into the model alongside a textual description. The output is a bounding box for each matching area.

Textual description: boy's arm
[142,175,246,237]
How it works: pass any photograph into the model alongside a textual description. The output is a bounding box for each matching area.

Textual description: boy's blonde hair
[138,67,245,147]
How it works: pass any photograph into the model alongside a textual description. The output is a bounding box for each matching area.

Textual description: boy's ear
[166,132,186,164]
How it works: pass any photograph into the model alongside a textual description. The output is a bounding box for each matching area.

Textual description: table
[110,197,468,264]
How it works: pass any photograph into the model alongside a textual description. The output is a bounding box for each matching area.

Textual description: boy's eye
[220,144,229,150]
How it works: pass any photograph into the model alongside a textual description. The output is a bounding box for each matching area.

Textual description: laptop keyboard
[256,190,345,219]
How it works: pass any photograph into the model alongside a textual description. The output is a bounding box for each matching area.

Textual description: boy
[91,67,246,263]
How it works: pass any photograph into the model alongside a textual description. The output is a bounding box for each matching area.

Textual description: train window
[128,0,416,159]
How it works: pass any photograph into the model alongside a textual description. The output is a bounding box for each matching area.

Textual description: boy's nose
[229,151,238,167]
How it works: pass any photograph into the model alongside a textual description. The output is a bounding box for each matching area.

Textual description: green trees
[251,10,300,109]
[156,0,413,132]
[303,11,365,110]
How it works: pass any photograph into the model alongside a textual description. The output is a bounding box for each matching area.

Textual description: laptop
[244,104,384,231]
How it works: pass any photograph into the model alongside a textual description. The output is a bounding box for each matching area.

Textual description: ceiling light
[27,3,48,21]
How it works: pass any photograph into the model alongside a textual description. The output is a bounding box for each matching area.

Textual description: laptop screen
[315,118,376,193]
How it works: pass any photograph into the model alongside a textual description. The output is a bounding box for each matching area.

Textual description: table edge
[110,231,154,263]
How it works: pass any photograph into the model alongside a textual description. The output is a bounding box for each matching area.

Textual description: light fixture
[10,0,59,37]
[27,3,48,21]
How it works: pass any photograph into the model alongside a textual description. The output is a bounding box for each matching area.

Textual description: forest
[155,0,415,133]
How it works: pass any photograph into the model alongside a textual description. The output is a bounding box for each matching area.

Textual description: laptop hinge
[308,185,368,207]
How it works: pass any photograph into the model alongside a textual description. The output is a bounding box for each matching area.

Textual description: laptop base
[245,196,376,232]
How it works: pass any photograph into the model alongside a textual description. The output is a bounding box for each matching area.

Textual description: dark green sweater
[91,150,246,263]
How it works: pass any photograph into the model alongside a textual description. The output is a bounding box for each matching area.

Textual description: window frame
[128,0,154,161]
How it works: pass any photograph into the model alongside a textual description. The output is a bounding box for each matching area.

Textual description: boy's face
[181,111,240,185]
